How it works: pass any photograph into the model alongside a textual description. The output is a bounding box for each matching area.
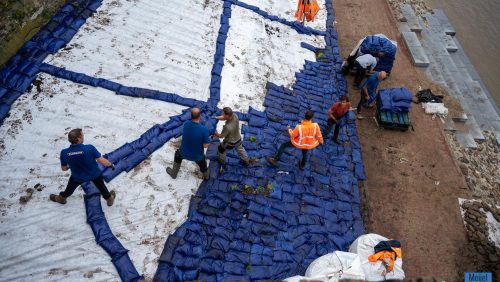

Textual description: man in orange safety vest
[266,110,323,170]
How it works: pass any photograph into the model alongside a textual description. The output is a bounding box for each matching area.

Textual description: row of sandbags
[285,234,405,281]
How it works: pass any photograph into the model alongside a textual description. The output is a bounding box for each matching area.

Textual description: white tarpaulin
[283,251,365,282]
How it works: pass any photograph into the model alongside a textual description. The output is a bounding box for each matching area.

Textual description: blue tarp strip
[39,63,205,108]
[208,0,233,104]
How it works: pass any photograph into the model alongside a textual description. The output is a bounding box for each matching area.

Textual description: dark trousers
[353,61,367,86]
[275,141,308,166]
[174,149,208,173]
[342,55,357,75]
[357,89,367,114]
[60,174,111,199]
[324,118,340,140]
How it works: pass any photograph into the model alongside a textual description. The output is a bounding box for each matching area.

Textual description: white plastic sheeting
[283,251,365,282]
[305,251,365,281]
[422,102,449,115]
[349,233,405,281]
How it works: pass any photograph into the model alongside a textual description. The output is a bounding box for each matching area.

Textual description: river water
[427,0,500,107]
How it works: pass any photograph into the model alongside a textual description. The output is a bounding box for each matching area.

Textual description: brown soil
[334,0,480,280]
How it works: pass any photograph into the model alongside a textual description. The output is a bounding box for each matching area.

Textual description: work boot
[202,170,209,180]
[106,190,116,207]
[266,156,278,167]
[166,162,181,179]
[49,194,67,204]
[243,158,257,166]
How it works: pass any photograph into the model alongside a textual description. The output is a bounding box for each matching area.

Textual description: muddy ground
[334,0,489,280]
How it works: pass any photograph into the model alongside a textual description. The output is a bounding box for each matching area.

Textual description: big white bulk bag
[349,233,405,281]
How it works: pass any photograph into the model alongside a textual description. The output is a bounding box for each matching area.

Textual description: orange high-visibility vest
[289,120,323,149]
[367,247,402,272]
[295,0,320,22]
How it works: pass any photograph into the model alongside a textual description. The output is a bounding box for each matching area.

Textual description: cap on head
[305,110,314,120]
[191,107,201,120]
[68,128,83,144]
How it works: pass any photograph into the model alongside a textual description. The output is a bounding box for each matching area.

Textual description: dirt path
[334,0,476,280]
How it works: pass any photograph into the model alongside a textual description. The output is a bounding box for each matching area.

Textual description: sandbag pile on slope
[359,34,397,73]
[154,3,367,278]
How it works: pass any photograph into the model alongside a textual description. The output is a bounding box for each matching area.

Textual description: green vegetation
[12,10,25,22]
[41,8,52,19]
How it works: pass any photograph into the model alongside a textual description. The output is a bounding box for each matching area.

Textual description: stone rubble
[448,131,500,267]
[387,0,433,21]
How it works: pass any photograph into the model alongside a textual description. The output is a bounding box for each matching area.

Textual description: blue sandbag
[84,195,105,222]
[124,150,148,171]
[1,90,23,104]
[87,0,103,12]
[47,39,67,53]
[98,78,122,92]
[104,143,133,163]
[99,237,128,260]
[69,17,86,30]
[88,218,114,243]
[0,87,8,99]
[112,253,143,282]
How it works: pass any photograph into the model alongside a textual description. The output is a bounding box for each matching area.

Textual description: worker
[50,128,116,206]
[266,110,323,170]
[353,54,378,89]
[324,95,351,144]
[357,71,387,120]
[167,107,210,180]
[212,107,255,166]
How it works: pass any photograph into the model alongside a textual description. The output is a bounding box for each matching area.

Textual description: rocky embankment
[0,0,67,66]
[387,0,433,20]
[448,131,500,272]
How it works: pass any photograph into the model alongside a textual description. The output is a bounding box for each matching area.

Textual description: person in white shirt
[353,54,378,88]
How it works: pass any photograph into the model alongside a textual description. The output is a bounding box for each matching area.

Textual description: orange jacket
[289,120,323,149]
[295,0,320,22]
[368,247,402,272]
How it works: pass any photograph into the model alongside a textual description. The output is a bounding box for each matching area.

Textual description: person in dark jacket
[167,107,211,180]
[50,128,116,206]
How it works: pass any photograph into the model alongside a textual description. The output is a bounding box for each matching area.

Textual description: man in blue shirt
[167,107,211,180]
[50,128,116,206]
[357,71,386,119]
